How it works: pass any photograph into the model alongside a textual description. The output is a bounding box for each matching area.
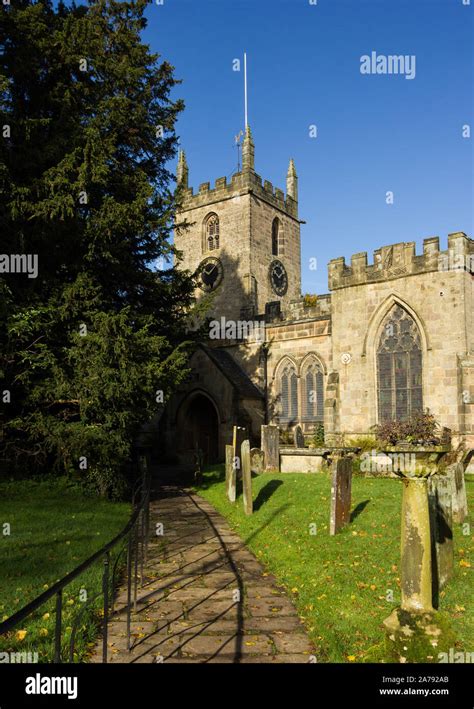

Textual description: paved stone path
[94,484,315,663]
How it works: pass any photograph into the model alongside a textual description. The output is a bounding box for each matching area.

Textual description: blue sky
[143,0,473,293]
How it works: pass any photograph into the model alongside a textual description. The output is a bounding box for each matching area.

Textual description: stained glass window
[377,305,423,421]
[280,363,298,423]
[302,361,324,422]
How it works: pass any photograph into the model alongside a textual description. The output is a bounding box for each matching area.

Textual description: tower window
[377,305,423,422]
[204,213,220,252]
[272,217,279,256]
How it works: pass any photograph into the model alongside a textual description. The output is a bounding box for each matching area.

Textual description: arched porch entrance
[177,391,220,465]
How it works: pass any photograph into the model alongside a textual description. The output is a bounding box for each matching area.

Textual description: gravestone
[428,475,454,594]
[294,424,305,449]
[329,456,352,535]
[232,425,247,480]
[261,424,279,471]
[225,444,236,503]
[250,448,264,475]
[241,440,253,515]
[446,462,468,523]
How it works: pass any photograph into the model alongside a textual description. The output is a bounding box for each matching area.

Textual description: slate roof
[200,345,264,400]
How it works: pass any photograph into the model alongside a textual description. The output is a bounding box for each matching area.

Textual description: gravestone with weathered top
[446,462,468,523]
[428,475,454,593]
[241,440,253,515]
[261,424,279,471]
[232,425,247,480]
[250,448,264,475]
[294,424,305,449]
[329,456,352,535]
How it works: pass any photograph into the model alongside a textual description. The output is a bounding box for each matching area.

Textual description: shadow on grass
[350,499,370,522]
[253,479,283,511]
[196,464,226,490]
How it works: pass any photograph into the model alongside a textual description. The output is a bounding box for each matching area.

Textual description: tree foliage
[0,0,195,494]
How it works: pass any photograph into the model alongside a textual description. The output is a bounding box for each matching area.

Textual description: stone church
[159,126,473,468]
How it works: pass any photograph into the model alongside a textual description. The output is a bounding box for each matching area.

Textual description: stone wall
[265,315,332,430]
[175,188,252,322]
[328,235,473,446]
[175,167,300,322]
[249,192,301,314]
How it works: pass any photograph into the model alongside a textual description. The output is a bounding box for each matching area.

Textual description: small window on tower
[204,213,220,252]
[272,217,279,256]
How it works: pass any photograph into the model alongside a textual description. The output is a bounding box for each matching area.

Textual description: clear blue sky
[143,0,473,294]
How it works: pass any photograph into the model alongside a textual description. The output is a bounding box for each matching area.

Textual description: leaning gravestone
[294,424,305,449]
[428,475,454,592]
[225,444,236,503]
[446,462,468,523]
[329,456,352,535]
[241,440,253,515]
[261,424,279,471]
[250,448,264,475]
[232,425,247,480]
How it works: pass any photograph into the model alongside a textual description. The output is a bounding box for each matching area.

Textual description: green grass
[0,478,130,662]
[195,467,473,663]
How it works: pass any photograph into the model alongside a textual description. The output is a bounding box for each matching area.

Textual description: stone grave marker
[294,424,305,449]
[241,440,253,515]
[428,475,454,593]
[261,424,279,471]
[250,448,264,475]
[329,456,352,535]
[225,444,236,503]
[446,462,468,523]
[232,425,247,480]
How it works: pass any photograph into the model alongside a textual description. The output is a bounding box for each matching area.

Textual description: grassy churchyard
[195,467,473,663]
[0,478,130,662]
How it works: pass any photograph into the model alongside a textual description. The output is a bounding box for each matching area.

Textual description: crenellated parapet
[328,233,473,290]
[179,169,298,219]
[177,125,298,219]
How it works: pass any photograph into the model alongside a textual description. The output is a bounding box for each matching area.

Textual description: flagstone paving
[92,484,315,663]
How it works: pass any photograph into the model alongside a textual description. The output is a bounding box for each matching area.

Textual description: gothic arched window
[279,361,298,423]
[204,213,220,252]
[377,305,423,422]
[302,359,324,422]
[271,217,279,256]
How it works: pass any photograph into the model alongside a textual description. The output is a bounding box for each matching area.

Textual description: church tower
[174,128,302,322]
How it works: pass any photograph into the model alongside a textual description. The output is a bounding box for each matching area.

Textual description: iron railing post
[140,508,145,587]
[126,529,133,652]
[102,551,110,664]
[133,522,139,612]
[145,484,150,563]
[54,590,62,663]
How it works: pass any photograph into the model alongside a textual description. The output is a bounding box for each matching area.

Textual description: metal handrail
[0,454,152,663]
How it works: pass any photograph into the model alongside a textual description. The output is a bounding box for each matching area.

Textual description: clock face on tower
[197,257,224,292]
[269,259,288,296]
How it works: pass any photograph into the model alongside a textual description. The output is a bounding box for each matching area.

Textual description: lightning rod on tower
[244,52,248,128]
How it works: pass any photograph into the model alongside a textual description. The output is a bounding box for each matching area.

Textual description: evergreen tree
[0,0,196,494]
